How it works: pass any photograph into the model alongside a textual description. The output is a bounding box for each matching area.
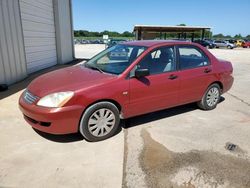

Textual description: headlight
[37,91,74,108]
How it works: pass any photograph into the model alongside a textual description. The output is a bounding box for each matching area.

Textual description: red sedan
[242,40,250,48]
[19,40,234,141]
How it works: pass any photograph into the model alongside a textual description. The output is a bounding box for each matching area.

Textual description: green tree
[122,31,134,37]
[213,33,225,39]
[177,24,186,26]
[234,34,242,39]
[224,35,232,39]
[74,31,80,37]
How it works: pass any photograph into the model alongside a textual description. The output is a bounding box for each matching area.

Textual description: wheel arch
[87,99,122,112]
[78,99,122,131]
[209,81,223,92]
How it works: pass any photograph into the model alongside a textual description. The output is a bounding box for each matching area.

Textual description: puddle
[140,129,250,188]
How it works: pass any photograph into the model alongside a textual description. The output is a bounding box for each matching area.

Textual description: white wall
[0,0,74,85]
[0,0,27,85]
[53,0,74,64]
[20,0,57,74]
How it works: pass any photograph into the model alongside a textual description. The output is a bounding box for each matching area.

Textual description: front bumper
[19,93,84,134]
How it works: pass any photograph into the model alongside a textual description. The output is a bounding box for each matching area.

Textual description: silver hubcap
[206,87,220,107]
[88,108,115,137]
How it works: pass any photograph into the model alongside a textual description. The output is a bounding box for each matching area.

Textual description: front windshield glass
[85,45,147,75]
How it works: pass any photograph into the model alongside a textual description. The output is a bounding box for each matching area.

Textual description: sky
[72,0,250,36]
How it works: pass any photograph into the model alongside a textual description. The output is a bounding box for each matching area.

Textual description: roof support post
[183,33,187,39]
[137,29,142,40]
[191,33,194,42]
[201,29,205,40]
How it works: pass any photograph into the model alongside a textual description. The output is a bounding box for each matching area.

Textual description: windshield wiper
[85,64,104,73]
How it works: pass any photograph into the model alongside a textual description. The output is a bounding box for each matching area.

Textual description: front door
[128,46,180,117]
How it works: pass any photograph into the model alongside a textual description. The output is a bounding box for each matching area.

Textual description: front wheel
[79,102,120,142]
[197,84,221,110]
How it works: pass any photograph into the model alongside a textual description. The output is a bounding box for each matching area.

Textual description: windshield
[85,45,147,75]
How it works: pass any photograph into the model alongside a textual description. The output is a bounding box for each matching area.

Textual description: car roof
[123,40,192,47]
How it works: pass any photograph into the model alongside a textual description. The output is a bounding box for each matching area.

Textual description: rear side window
[178,46,210,70]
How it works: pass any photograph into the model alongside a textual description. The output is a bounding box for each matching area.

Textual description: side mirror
[135,68,149,78]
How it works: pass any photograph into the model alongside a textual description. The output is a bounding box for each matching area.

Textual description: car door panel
[177,45,215,104]
[179,66,213,104]
[128,72,180,117]
[127,46,180,117]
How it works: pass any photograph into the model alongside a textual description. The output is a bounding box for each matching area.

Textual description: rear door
[177,45,214,104]
[128,46,180,117]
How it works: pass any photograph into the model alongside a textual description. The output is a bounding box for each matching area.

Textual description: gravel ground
[75,44,106,59]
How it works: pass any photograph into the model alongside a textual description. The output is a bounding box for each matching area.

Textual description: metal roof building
[134,25,211,41]
[0,0,74,86]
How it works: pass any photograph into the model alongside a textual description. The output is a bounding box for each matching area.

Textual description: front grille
[23,90,39,104]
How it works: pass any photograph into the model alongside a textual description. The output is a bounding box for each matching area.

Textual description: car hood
[27,65,116,97]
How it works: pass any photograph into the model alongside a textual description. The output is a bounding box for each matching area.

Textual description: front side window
[85,45,147,75]
[178,46,210,70]
[137,46,176,75]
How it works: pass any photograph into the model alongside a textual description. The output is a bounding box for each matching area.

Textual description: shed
[0,0,74,86]
[133,25,211,41]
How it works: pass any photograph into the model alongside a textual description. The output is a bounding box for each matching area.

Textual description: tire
[197,83,221,110]
[79,102,120,142]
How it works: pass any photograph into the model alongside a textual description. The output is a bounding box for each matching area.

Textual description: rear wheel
[197,83,221,110]
[79,102,120,142]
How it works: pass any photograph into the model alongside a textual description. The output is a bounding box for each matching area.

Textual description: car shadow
[121,103,197,129]
[33,97,225,143]
[122,96,225,129]
[0,58,86,100]
[33,129,84,143]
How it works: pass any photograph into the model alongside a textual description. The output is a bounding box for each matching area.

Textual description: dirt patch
[140,129,250,188]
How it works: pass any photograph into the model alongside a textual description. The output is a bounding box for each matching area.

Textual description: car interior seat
[150,48,174,73]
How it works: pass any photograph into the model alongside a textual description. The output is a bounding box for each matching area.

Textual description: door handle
[204,68,212,73]
[168,74,178,80]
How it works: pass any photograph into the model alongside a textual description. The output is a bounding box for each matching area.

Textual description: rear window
[178,46,210,70]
